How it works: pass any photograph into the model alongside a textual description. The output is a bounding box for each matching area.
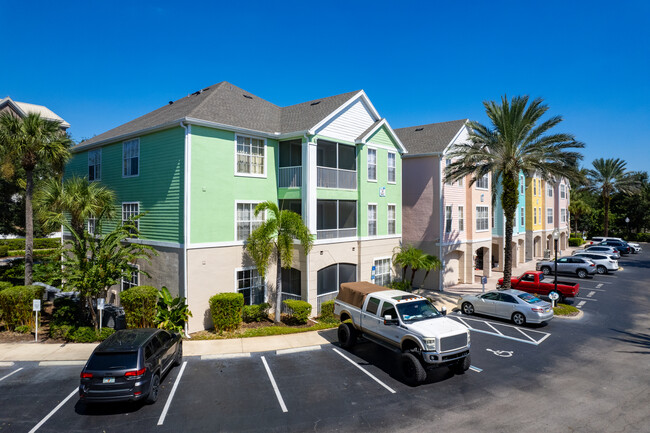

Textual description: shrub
[69,327,99,343]
[283,299,312,324]
[634,233,650,242]
[155,286,192,332]
[99,327,116,340]
[15,324,31,333]
[49,324,74,340]
[387,280,413,292]
[0,281,12,291]
[242,303,270,323]
[120,285,159,328]
[0,238,59,250]
[569,237,584,247]
[0,285,45,330]
[319,300,335,320]
[7,249,58,258]
[51,297,84,326]
[0,245,9,257]
[209,293,243,332]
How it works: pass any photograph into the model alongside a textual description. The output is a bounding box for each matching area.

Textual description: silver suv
[573,245,620,260]
[573,253,619,274]
[536,256,597,279]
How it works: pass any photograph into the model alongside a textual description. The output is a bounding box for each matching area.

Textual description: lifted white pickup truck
[334,281,471,384]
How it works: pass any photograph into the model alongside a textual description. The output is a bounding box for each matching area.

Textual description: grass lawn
[553,303,580,316]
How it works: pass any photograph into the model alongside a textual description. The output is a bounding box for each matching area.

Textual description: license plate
[103,377,115,384]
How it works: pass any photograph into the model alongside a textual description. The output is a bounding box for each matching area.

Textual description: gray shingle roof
[394,119,468,155]
[75,83,362,148]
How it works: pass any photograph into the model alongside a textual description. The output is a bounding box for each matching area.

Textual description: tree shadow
[609,328,650,354]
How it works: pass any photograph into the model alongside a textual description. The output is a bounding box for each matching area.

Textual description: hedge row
[0,246,8,258]
[282,300,312,324]
[569,237,584,247]
[0,285,45,330]
[0,238,60,250]
[625,233,650,242]
[209,293,244,332]
[50,325,115,342]
[7,249,59,258]
[120,285,158,328]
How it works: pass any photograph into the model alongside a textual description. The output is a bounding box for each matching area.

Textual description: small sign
[97,298,105,310]
[33,299,41,312]
[549,292,560,301]
[481,276,488,285]
[371,265,376,280]
[379,187,386,197]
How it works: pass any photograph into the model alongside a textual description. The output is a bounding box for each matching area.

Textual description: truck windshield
[396,300,441,323]
[518,293,543,304]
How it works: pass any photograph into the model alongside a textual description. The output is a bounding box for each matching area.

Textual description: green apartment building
[66,82,406,332]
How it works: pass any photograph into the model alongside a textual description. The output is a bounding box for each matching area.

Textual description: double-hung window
[476,206,489,231]
[520,207,525,226]
[547,208,553,224]
[236,202,265,241]
[445,159,453,185]
[122,202,139,234]
[445,205,453,233]
[237,268,265,305]
[367,148,377,181]
[236,135,265,176]
[520,175,525,194]
[121,265,139,291]
[561,209,567,223]
[560,184,566,199]
[476,174,489,189]
[533,179,537,196]
[373,258,391,287]
[368,204,377,236]
[458,206,464,232]
[87,216,97,235]
[88,149,101,181]
[547,183,553,197]
[387,152,396,183]
[387,204,396,235]
[123,139,139,177]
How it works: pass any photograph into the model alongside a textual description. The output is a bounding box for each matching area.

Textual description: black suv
[596,240,631,255]
[79,329,182,404]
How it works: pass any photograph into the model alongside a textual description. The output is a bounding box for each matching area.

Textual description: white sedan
[457,289,554,326]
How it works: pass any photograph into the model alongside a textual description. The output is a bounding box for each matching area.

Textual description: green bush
[155,286,193,332]
[282,299,312,324]
[99,327,115,340]
[0,281,12,291]
[387,280,413,292]
[0,245,9,257]
[7,249,58,258]
[120,285,159,328]
[633,233,650,242]
[0,285,45,330]
[49,325,115,342]
[242,302,270,323]
[319,300,335,320]
[569,237,584,247]
[0,238,59,250]
[15,324,31,333]
[49,324,74,340]
[209,293,243,332]
[69,327,99,343]
[52,297,84,326]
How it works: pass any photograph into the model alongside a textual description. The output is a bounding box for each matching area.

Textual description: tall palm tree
[246,201,313,323]
[585,158,639,236]
[392,245,421,282]
[0,112,71,284]
[445,95,583,289]
[568,190,592,235]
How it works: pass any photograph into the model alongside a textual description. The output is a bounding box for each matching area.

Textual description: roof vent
[192,90,201,96]
[168,101,174,105]
[310,101,321,106]
[415,128,424,131]
[202,87,210,92]
[243,94,253,99]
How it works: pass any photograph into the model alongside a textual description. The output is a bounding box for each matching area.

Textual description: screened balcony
[317,139,357,190]
[278,139,302,188]
[317,199,357,239]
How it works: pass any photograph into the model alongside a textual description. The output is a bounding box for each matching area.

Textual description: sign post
[33,299,41,342]
[481,276,487,293]
[97,298,105,331]
[549,291,559,308]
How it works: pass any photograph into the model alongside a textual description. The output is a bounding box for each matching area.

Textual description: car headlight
[423,338,436,351]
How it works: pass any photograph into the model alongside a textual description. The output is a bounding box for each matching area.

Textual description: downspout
[181,121,191,338]
[302,133,311,309]
[439,157,444,291]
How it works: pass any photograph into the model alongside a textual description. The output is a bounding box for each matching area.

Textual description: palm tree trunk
[275,258,282,324]
[410,267,417,286]
[24,169,34,285]
[603,195,610,236]
[501,174,518,289]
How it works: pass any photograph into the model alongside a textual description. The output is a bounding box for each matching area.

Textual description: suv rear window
[87,352,138,370]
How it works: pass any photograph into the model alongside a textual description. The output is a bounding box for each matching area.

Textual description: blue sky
[2,0,648,172]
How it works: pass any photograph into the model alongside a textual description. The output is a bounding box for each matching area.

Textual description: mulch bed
[0,301,65,343]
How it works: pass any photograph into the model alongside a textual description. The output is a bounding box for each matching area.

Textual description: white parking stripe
[586,291,596,298]
[596,283,604,288]
[0,367,23,382]
[515,327,539,343]
[575,297,597,301]
[332,348,396,394]
[201,353,251,360]
[39,361,85,366]
[485,322,504,335]
[261,356,288,413]
[0,362,15,367]
[157,361,187,425]
[276,345,321,355]
[28,388,77,433]
[449,315,550,346]
[577,301,586,309]
[469,366,482,373]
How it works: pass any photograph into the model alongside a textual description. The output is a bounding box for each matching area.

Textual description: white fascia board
[355,119,408,154]
[441,122,469,156]
[402,152,443,159]
[185,118,279,138]
[0,97,27,118]
[307,91,379,135]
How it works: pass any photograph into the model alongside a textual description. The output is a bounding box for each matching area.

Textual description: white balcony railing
[317,167,357,190]
[278,166,302,188]
[317,228,357,240]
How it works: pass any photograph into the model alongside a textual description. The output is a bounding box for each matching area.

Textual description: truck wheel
[596,265,607,275]
[400,352,426,385]
[541,267,551,275]
[461,302,475,315]
[451,354,471,374]
[577,269,588,279]
[338,323,357,349]
[512,312,526,326]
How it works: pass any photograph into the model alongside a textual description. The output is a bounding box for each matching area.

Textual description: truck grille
[440,334,467,352]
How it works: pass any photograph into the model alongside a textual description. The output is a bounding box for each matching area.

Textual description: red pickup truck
[497,271,579,302]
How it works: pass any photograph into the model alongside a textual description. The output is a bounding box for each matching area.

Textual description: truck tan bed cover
[336,281,390,309]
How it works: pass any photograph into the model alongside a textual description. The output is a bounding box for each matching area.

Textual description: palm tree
[0,112,71,284]
[585,158,639,236]
[445,95,583,289]
[392,245,420,282]
[246,202,313,323]
[568,190,592,235]
[420,253,442,287]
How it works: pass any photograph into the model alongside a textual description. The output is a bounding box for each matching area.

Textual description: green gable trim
[367,125,400,151]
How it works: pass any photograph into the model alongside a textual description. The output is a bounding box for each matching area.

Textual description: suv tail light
[590,263,595,266]
[80,372,93,379]
[125,368,146,377]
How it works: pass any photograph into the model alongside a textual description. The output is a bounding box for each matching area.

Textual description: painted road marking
[0,362,15,367]
[332,348,396,394]
[157,361,187,425]
[469,366,482,373]
[201,353,251,360]
[28,388,77,433]
[586,291,596,298]
[575,297,597,301]
[0,367,23,382]
[450,315,551,346]
[261,356,288,413]
[276,345,322,355]
[39,361,85,366]
[486,349,513,357]
[577,301,586,309]
[596,283,603,288]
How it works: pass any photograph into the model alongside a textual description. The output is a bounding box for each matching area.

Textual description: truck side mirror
[383,315,398,325]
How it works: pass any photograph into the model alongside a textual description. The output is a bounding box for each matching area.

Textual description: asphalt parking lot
[1,248,648,432]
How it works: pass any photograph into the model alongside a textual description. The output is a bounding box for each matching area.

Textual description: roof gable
[357,120,407,153]
[0,97,70,128]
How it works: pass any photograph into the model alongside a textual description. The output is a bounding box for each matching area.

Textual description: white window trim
[367,203,377,236]
[87,216,97,235]
[387,151,397,184]
[520,206,525,226]
[234,200,266,243]
[445,205,453,233]
[475,174,489,190]
[387,203,396,235]
[458,205,464,232]
[234,266,268,304]
[122,138,140,178]
[367,147,377,183]
[234,134,268,179]
[88,148,101,181]
[122,202,140,235]
[373,256,392,286]
[121,264,140,291]
[547,208,553,224]
[476,206,489,232]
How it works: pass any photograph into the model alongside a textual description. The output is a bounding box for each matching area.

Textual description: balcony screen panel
[280,199,302,216]
[338,144,356,170]
[317,264,338,295]
[317,140,337,168]
[339,201,357,229]
[317,200,337,230]
[338,263,357,286]
[280,140,302,167]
